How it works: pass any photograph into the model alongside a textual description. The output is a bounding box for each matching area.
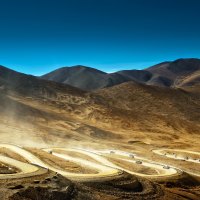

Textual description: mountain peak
[41,58,200,90]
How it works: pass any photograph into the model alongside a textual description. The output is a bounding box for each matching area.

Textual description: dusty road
[153,149,200,164]
[0,144,199,182]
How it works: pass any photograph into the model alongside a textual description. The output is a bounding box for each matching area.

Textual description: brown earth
[0,66,200,199]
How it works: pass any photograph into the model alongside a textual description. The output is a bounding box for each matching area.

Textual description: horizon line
[0,57,199,76]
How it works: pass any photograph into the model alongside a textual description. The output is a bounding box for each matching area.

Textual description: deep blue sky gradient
[0,0,200,75]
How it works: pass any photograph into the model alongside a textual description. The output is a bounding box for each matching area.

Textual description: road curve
[0,144,186,181]
[153,149,200,164]
[92,149,181,178]
[43,148,122,180]
[0,144,123,181]
[152,149,200,177]
[0,155,47,179]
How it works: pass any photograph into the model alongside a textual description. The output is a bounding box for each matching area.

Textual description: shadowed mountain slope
[41,59,200,91]
[0,65,85,98]
[41,65,107,91]
[41,65,152,91]
[146,58,200,88]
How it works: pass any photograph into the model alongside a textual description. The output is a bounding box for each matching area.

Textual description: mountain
[41,65,154,91]
[0,65,97,146]
[41,65,107,91]
[41,65,152,91]
[1,65,200,147]
[93,81,200,136]
[1,65,200,199]
[41,59,200,91]
[116,69,152,82]
[146,58,200,88]
[0,65,85,98]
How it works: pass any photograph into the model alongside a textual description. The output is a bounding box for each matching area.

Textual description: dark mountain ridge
[0,65,85,99]
[41,58,200,91]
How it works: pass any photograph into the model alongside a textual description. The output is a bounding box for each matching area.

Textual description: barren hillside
[0,66,200,147]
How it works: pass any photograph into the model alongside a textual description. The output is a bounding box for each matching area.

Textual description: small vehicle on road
[135,160,142,164]
[129,154,134,158]
[48,150,53,154]
[163,165,170,169]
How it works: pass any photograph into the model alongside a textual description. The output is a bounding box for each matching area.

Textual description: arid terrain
[0,60,200,199]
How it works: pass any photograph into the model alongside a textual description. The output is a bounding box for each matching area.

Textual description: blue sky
[0,0,200,75]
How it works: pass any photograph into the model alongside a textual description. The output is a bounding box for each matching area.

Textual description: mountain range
[41,58,200,91]
[0,58,200,147]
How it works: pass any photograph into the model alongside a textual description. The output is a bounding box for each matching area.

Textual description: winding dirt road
[153,149,200,164]
[0,144,123,181]
[0,144,197,182]
[88,149,181,179]
[152,149,200,177]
